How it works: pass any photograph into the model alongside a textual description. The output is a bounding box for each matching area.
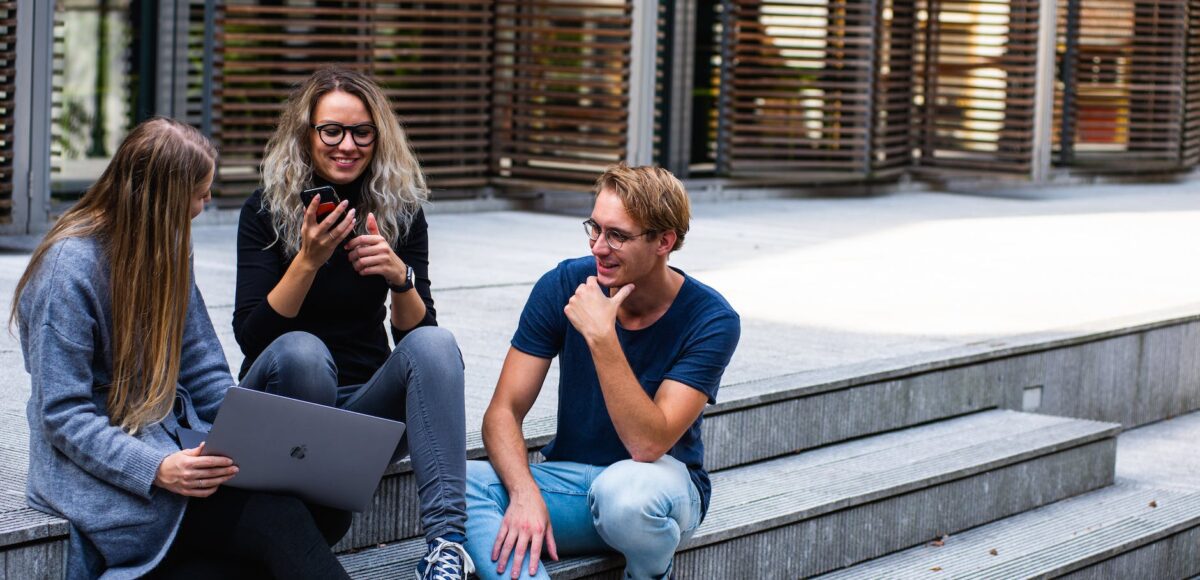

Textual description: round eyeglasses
[312,123,378,147]
[583,219,657,250]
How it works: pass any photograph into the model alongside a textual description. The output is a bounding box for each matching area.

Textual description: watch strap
[389,265,415,293]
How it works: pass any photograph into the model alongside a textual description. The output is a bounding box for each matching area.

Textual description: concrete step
[339,410,1120,579]
[0,413,68,577]
[0,348,1000,565]
[818,482,1200,579]
[337,364,999,551]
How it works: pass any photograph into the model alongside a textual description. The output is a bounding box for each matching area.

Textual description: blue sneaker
[416,537,475,580]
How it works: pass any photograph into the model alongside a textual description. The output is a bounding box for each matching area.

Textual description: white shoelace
[420,538,476,580]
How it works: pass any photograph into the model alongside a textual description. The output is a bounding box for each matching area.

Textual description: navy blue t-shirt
[512,257,741,518]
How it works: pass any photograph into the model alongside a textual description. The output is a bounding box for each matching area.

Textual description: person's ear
[657,230,676,256]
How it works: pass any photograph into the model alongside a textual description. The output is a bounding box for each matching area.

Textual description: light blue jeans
[240,328,467,542]
[464,456,702,580]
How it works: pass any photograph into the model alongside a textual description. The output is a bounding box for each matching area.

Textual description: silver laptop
[181,386,406,512]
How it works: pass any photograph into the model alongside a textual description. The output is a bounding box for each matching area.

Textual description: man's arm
[481,347,559,578]
[590,341,709,462]
[565,277,709,462]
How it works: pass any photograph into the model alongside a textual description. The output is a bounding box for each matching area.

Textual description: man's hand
[564,277,634,344]
[492,491,559,578]
[154,443,238,498]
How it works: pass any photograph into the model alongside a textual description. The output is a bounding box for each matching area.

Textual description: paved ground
[3,181,1200,432]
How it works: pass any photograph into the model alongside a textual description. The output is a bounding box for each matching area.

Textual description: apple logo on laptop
[290,444,307,460]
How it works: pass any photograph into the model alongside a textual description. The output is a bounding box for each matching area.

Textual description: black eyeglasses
[312,123,378,147]
[583,219,656,250]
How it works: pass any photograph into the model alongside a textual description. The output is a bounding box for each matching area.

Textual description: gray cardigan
[18,236,234,579]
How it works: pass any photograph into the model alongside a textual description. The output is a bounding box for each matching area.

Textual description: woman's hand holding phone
[154,443,239,498]
[298,193,356,269]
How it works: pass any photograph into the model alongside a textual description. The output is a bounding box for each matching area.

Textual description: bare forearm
[266,252,320,318]
[389,288,427,330]
[588,334,672,461]
[482,406,542,497]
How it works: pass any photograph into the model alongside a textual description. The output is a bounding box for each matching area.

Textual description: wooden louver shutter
[915,0,1040,174]
[719,0,913,180]
[1056,0,1189,169]
[871,0,917,174]
[1184,0,1200,165]
[0,1,13,224]
[216,0,494,199]
[723,0,878,179]
[491,0,632,189]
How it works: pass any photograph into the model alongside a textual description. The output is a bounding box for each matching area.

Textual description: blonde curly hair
[259,67,427,257]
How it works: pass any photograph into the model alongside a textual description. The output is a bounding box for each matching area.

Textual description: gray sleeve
[27,322,167,499]
[178,276,234,424]
[21,243,168,499]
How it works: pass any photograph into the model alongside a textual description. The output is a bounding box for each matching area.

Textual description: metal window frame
[7,0,54,235]
[627,0,660,167]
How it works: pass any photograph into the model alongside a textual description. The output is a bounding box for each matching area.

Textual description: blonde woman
[233,67,471,580]
[13,118,350,579]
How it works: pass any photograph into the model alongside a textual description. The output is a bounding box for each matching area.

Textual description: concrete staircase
[2,326,1198,577]
[340,411,1119,578]
[819,484,1200,579]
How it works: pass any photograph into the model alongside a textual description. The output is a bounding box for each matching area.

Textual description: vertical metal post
[1031,0,1058,182]
[659,0,696,177]
[626,0,659,166]
[202,0,215,136]
[7,0,55,235]
[134,0,156,122]
[918,0,940,166]
[1058,0,1081,166]
[155,0,189,119]
[862,0,880,176]
[714,0,733,175]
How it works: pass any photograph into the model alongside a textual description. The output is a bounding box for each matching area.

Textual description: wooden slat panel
[1055,0,1189,168]
[0,1,12,224]
[491,0,631,186]
[1184,0,1200,164]
[216,0,494,198]
[723,0,906,178]
[871,0,917,171]
[915,0,1040,174]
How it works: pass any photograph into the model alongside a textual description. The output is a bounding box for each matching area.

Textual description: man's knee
[592,462,656,519]
[588,458,694,536]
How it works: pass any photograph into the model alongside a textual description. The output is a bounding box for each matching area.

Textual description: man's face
[589,188,662,289]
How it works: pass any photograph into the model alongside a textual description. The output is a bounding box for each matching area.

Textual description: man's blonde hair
[593,163,690,252]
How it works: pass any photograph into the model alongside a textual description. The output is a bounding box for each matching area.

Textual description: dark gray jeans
[241,327,468,541]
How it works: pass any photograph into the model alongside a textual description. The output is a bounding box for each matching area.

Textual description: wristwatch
[388,265,415,293]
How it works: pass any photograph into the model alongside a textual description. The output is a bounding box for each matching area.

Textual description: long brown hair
[12,117,217,434]
[260,66,427,257]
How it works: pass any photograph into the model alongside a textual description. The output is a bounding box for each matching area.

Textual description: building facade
[2,0,1198,234]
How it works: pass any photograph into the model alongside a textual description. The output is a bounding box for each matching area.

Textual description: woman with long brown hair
[14,117,349,579]
[233,66,471,580]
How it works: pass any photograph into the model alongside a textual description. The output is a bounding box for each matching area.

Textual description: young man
[464,164,741,579]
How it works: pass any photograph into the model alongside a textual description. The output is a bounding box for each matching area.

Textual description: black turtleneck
[232,179,437,386]
[312,172,368,207]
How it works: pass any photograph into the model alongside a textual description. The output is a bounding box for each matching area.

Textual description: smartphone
[299,185,340,222]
